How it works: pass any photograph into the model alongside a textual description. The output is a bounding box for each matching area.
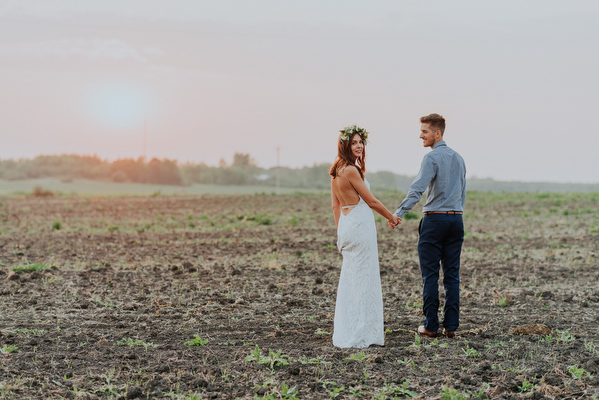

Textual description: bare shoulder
[343,165,360,177]
[343,165,361,179]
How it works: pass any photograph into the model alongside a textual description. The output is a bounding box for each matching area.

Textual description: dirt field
[1,191,598,399]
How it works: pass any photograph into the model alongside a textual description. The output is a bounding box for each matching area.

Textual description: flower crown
[339,125,368,145]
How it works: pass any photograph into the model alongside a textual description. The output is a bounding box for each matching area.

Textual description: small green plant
[348,386,364,398]
[1,344,19,354]
[51,220,62,230]
[404,299,422,309]
[184,335,208,346]
[297,355,329,365]
[440,386,468,400]
[398,381,418,398]
[461,345,479,357]
[569,365,590,379]
[287,214,300,226]
[518,377,536,392]
[345,352,370,363]
[263,349,289,369]
[95,300,115,307]
[3,328,46,335]
[12,263,46,274]
[245,346,289,369]
[408,333,421,349]
[556,329,575,343]
[328,385,345,398]
[379,381,417,398]
[116,338,156,352]
[255,382,298,400]
[584,340,598,354]
[108,225,120,232]
[315,329,331,335]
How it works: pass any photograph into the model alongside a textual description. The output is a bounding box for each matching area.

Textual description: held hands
[388,214,401,229]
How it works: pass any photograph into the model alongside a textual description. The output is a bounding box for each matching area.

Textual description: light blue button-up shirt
[395,141,466,218]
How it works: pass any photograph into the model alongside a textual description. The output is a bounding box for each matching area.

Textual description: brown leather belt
[424,211,463,215]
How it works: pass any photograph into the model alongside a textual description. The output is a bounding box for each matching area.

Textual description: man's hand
[388,214,401,229]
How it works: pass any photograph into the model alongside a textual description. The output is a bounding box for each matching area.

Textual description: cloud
[0,39,164,63]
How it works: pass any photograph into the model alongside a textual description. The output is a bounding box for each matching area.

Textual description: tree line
[0,153,411,190]
[1,154,598,192]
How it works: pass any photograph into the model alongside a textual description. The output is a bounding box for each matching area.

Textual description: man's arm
[395,155,436,218]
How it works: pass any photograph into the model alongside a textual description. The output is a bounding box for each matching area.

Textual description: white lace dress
[333,180,384,348]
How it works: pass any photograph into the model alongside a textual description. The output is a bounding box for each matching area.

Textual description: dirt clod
[511,323,551,335]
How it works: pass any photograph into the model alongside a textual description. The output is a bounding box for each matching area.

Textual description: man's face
[420,123,441,148]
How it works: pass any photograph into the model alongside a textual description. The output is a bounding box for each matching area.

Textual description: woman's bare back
[332,167,361,215]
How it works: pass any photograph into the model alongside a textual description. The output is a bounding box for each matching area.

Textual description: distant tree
[232,153,257,169]
[180,163,217,184]
[111,158,146,182]
[147,158,182,185]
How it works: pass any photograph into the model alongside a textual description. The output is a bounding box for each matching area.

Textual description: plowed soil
[1,191,598,399]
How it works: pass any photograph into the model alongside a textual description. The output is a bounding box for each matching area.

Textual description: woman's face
[350,133,364,158]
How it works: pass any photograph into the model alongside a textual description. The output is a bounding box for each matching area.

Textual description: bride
[329,125,400,348]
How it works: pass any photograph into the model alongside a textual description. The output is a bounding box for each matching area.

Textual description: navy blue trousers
[418,214,464,332]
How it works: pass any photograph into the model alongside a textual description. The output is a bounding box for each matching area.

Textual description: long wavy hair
[329,133,366,179]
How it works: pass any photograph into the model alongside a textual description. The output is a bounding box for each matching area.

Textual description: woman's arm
[331,177,341,228]
[345,167,399,226]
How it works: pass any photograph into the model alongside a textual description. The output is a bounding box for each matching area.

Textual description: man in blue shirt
[395,113,466,338]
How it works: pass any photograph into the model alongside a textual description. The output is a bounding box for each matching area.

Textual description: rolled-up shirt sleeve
[395,155,436,218]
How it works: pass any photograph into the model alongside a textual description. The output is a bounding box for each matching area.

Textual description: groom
[394,113,466,338]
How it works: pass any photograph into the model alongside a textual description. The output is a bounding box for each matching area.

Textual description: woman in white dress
[329,125,400,348]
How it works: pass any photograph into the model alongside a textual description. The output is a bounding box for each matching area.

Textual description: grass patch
[12,263,47,274]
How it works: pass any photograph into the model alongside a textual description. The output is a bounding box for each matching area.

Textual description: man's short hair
[420,113,446,134]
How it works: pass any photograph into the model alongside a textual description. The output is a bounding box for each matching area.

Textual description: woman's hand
[388,214,400,229]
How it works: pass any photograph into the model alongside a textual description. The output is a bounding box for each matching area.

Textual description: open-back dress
[333,178,384,348]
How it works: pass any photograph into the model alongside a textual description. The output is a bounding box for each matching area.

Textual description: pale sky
[1,1,598,183]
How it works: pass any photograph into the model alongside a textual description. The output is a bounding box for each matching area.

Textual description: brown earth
[1,192,598,399]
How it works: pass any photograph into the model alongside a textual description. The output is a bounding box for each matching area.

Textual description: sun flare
[87,83,149,129]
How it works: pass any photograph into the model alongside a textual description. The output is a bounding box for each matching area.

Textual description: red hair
[329,133,366,179]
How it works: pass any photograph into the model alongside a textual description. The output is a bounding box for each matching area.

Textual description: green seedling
[518,377,536,392]
[328,385,345,398]
[245,346,289,369]
[12,263,47,274]
[408,333,421,349]
[345,352,370,363]
[255,382,298,400]
[184,335,208,346]
[1,344,18,354]
[378,381,417,398]
[440,386,468,400]
[115,338,156,352]
[569,365,590,379]
[461,346,479,357]
[297,355,329,365]
[556,329,575,343]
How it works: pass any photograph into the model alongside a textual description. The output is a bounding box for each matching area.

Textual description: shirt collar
[432,140,447,149]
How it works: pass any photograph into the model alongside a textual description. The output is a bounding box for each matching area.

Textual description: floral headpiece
[339,125,368,145]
